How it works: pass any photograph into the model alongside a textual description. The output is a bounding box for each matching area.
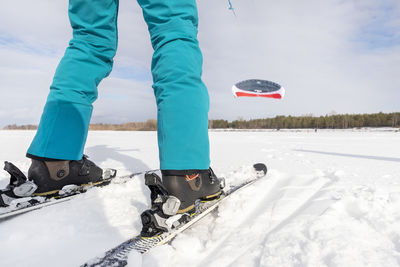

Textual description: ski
[0,168,158,222]
[82,163,267,267]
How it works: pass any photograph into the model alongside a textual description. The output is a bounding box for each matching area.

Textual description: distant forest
[210,112,400,129]
[3,112,400,130]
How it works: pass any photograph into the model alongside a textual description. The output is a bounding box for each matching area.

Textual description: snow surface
[0,129,399,267]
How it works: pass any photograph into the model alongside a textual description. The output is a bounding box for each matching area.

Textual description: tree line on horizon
[209,112,400,129]
[3,112,399,130]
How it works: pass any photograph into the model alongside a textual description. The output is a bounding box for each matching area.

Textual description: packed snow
[0,129,399,267]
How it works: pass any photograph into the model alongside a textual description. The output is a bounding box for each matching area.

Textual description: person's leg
[137,0,210,170]
[27,0,119,160]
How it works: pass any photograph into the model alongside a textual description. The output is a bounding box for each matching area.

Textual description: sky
[0,0,399,127]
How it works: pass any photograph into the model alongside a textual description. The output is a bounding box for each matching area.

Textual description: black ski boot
[161,168,223,214]
[28,155,104,196]
[0,156,115,208]
[140,168,224,237]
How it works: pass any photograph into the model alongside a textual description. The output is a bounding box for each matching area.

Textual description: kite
[232,79,285,99]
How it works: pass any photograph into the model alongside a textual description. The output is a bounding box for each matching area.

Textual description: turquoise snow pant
[27,0,210,170]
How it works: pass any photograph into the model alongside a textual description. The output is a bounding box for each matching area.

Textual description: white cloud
[198,0,400,119]
[0,0,399,127]
[93,77,157,123]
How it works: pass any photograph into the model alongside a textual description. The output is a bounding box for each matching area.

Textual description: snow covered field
[0,129,399,267]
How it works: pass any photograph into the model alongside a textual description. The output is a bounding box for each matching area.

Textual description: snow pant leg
[138,0,210,170]
[27,0,119,160]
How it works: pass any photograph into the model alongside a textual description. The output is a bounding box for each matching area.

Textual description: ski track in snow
[0,129,399,267]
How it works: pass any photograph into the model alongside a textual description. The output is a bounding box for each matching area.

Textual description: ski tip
[253,163,267,177]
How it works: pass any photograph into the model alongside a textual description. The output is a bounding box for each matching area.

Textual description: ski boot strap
[3,161,37,197]
[4,161,28,186]
[145,172,170,203]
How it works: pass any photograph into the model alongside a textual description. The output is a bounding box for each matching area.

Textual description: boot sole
[32,179,111,197]
[202,191,222,200]
[177,190,223,215]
